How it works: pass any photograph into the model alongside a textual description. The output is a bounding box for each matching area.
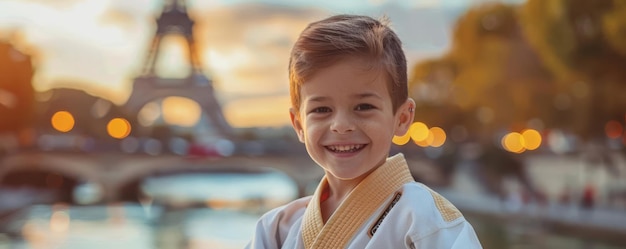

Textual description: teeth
[327,144,364,152]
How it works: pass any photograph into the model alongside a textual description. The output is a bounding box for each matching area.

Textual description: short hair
[289,14,408,115]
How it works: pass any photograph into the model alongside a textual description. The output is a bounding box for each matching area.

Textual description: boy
[246,14,482,249]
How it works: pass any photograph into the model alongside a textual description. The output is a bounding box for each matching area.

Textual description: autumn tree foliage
[520,0,626,139]
[409,0,626,143]
[409,3,556,143]
[0,41,35,134]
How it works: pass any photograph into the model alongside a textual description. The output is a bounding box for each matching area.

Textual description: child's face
[290,57,414,181]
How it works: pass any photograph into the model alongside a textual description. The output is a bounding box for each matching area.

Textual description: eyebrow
[353,92,383,100]
[306,92,383,103]
[307,96,329,103]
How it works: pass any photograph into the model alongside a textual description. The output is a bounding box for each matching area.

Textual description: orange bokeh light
[429,127,447,147]
[409,122,429,142]
[51,111,75,133]
[107,118,131,139]
[521,129,542,150]
[414,130,434,147]
[392,130,412,145]
[502,132,526,153]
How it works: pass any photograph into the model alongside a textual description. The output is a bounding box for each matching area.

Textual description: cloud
[223,95,292,128]
[188,3,327,127]
[193,3,327,95]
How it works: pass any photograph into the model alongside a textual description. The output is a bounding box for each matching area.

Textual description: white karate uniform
[246,154,482,249]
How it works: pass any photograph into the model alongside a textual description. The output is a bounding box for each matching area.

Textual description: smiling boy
[246,14,482,249]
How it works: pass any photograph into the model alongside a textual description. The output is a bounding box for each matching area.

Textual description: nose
[330,111,355,134]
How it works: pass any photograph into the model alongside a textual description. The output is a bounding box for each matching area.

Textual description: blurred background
[0,0,625,248]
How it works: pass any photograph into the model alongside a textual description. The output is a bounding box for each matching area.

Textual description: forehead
[301,57,389,98]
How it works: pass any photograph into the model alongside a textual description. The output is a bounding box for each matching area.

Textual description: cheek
[311,124,327,134]
[363,116,391,129]
[303,121,323,139]
[365,118,395,138]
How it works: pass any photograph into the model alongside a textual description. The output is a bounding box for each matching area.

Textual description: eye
[355,104,375,111]
[310,107,332,113]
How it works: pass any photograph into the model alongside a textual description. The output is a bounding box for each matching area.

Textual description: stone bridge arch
[0,153,319,204]
[109,156,312,201]
[0,153,104,203]
[0,154,101,184]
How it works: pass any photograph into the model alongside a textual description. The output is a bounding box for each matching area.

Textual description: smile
[325,144,366,153]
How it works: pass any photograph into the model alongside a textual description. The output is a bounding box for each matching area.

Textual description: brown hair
[289,14,407,115]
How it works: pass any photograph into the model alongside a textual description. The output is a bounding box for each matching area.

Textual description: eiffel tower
[124,0,233,139]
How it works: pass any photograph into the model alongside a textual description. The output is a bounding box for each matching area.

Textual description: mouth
[325,144,367,153]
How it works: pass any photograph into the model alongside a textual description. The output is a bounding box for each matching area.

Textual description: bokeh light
[502,132,525,153]
[392,129,412,145]
[605,120,623,139]
[107,118,131,139]
[521,129,542,150]
[429,127,447,147]
[49,210,70,233]
[409,122,429,142]
[414,130,434,147]
[138,102,161,127]
[502,129,543,153]
[51,111,75,133]
[394,123,448,147]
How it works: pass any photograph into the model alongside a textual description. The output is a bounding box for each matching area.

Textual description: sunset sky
[0,0,523,128]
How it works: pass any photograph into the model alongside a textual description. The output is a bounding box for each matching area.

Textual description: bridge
[0,152,323,203]
[1,151,626,247]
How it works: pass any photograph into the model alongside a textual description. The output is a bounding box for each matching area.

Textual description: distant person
[246,14,482,249]
[580,183,595,210]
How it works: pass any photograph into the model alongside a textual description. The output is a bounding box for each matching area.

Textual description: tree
[0,41,35,133]
[408,1,626,191]
[409,3,557,142]
[520,0,626,140]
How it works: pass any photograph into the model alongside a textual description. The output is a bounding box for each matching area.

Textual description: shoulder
[257,195,311,229]
[398,182,467,233]
[248,196,312,248]
[250,196,311,247]
[398,183,483,248]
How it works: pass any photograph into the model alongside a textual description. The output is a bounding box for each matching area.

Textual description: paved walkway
[435,152,626,247]
[439,188,626,232]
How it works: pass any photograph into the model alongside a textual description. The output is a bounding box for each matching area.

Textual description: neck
[320,160,385,222]
[324,175,360,200]
[324,160,381,201]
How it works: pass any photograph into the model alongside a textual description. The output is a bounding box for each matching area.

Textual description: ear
[394,98,415,136]
[289,108,305,143]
